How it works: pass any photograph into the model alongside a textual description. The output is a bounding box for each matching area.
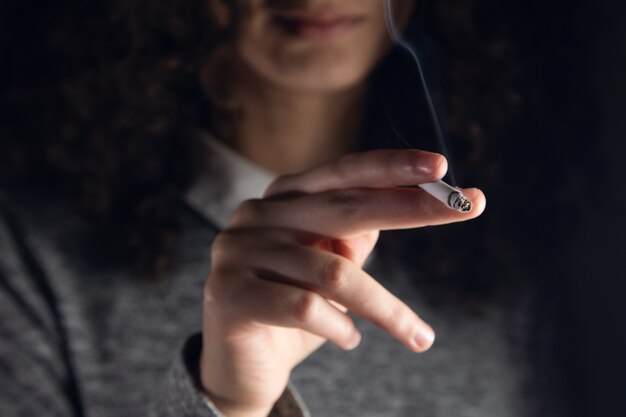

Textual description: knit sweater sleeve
[151,333,308,417]
[148,333,227,416]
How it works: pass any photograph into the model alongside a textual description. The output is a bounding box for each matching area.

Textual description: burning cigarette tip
[449,192,472,213]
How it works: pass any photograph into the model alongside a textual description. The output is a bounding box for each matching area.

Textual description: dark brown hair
[0,0,586,301]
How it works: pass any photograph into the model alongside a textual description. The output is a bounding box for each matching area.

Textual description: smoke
[383,0,457,186]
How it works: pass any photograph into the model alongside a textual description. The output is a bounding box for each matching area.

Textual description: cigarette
[418,180,472,212]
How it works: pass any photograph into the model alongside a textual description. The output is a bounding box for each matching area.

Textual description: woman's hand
[200,150,486,417]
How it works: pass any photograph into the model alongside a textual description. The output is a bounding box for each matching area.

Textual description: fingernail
[346,330,362,350]
[414,152,447,178]
[413,323,435,351]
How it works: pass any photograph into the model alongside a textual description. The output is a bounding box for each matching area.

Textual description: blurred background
[510,1,626,415]
[576,1,626,417]
[389,1,626,414]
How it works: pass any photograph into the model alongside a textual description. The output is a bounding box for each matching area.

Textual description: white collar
[184,131,277,229]
[185,131,377,269]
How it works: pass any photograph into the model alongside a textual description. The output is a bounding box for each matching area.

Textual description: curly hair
[0,0,587,301]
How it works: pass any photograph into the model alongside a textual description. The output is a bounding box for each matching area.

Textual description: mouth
[271,11,366,41]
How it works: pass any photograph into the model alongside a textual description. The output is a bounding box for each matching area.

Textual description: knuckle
[292,292,319,323]
[203,270,230,308]
[327,188,358,205]
[212,230,236,249]
[210,238,228,265]
[320,258,349,290]
[330,154,356,180]
[387,152,415,177]
[210,230,239,263]
[327,189,370,218]
[385,304,415,337]
[264,174,293,197]
[204,265,249,317]
[382,150,401,167]
[230,198,265,225]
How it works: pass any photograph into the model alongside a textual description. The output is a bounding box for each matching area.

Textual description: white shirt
[184,131,277,229]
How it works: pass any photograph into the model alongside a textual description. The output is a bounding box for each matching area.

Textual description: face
[211,0,414,93]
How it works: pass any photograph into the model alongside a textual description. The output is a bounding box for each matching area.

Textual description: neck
[222,67,367,175]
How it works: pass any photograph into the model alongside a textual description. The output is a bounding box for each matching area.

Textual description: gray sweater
[0,190,566,417]
[0,137,566,417]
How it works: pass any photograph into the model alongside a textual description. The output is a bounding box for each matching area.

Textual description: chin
[275,66,369,92]
[244,49,374,93]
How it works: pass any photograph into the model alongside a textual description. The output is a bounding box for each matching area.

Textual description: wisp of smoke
[383,0,457,186]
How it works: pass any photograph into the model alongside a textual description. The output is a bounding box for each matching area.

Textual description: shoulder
[0,187,86,251]
[0,186,123,278]
[0,187,219,279]
[0,188,83,339]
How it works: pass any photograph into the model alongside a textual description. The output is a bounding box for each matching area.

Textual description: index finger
[231,187,486,239]
[264,149,448,197]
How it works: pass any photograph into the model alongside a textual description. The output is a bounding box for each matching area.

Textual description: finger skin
[264,149,448,197]
[221,232,435,351]
[206,268,361,351]
[231,187,486,239]
[241,278,362,350]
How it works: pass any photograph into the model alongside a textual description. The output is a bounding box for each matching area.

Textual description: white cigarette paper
[418,181,472,212]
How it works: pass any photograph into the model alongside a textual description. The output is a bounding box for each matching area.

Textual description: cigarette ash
[449,192,473,213]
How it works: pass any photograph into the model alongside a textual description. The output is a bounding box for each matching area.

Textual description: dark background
[395,2,626,413]
[577,1,626,417]
[539,1,626,416]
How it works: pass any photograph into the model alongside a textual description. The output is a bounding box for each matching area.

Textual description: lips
[272,12,365,40]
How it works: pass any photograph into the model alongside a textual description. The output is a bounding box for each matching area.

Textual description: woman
[0,0,581,416]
